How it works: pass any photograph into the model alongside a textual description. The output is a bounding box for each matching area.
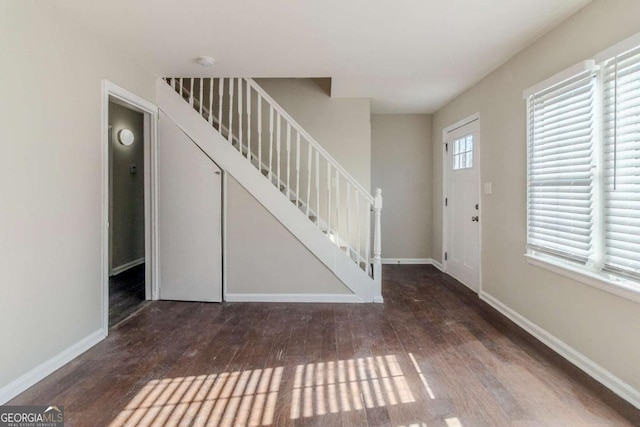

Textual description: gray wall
[432,0,640,392]
[226,176,352,295]
[372,114,432,259]
[254,78,372,191]
[0,2,155,392]
[109,102,145,272]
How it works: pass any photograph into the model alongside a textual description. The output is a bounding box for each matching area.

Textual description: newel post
[373,188,383,303]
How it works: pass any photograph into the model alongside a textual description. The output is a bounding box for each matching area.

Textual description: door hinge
[445,197,448,207]
[444,252,448,261]
[445,143,448,153]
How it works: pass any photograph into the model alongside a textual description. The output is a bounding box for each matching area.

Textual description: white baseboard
[382,258,431,264]
[110,257,145,276]
[480,291,640,410]
[382,258,444,272]
[225,293,363,303]
[431,259,444,271]
[0,328,106,405]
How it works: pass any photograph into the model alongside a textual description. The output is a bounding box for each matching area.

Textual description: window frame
[524,33,640,303]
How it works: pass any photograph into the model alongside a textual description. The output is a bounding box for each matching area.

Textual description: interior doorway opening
[108,100,146,327]
[102,80,158,332]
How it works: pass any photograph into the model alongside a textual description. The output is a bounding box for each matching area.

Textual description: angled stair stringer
[157,80,378,303]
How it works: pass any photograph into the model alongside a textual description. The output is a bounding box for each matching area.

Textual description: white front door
[158,112,223,302]
[445,119,480,292]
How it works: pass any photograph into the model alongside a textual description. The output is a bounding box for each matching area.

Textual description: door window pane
[453,134,473,170]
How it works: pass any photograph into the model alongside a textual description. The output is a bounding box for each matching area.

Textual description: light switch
[484,182,492,194]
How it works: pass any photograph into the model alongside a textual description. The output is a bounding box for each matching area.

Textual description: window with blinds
[526,35,640,291]
[602,46,640,280]
[527,72,596,264]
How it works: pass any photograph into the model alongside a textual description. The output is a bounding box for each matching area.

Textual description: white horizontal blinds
[527,71,597,263]
[602,46,640,279]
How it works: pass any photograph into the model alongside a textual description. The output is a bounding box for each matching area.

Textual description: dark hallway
[109,263,146,328]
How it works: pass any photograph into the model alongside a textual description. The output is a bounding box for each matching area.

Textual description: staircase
[158,77,383,302]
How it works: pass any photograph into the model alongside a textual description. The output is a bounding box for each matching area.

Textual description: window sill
[524,252,640,305]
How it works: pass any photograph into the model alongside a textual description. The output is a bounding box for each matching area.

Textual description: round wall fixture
[196,56,215,67]
[118,128,135,146]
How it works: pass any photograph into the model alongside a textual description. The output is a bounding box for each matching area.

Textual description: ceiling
[50,0,591,113]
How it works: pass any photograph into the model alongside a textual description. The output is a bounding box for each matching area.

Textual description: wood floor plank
[8,265,640,427]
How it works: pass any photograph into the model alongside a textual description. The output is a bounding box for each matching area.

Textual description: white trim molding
[110,257,145,277]
[0,329,106,405]
[381,258,444,272]
[595,31,640,63]
[382,258,431,264]
[431,259,444,272]
[225,293,363,303]
[522,60,597,99]
[480,291,640,410]
[525,253,640,305]
[443,112,480,134]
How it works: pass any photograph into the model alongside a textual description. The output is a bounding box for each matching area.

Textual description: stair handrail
[244,78,374,204]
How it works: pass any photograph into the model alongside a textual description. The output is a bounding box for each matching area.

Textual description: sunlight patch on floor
[109,367,283,427]
[408,352,436,399]
[110,354,428,426]
[445,417,463,427]
[290,355,415,419]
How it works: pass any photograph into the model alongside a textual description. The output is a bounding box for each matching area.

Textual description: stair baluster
[327,162,332,236]
[286,123,291,199]
[257,95,262,169]
[199,78,204,116]
[296,133,301,208]
[246,82,252,162]
[306,146,312,218]
[228,78,234,143]
[208,78,214,125]
[189,78,194,107]
[238,79,243,150]
[268,106,274,182]
[315,151,320,227]
[276,113,281,188]
[217,79,224,133]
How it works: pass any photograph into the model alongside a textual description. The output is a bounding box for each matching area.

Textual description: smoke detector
[196,56,215,67]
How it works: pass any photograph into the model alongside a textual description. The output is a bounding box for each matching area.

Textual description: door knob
[471,216,479,222]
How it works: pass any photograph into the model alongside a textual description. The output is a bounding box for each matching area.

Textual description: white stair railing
[163,77,382,282]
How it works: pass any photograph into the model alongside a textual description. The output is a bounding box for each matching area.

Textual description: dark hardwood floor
[10,265,640,426]
[109,264,147,328]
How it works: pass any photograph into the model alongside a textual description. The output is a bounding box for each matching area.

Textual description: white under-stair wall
[225,176,358,302]
[157,79,383,303]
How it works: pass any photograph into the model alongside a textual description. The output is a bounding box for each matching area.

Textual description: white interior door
[445,119,480,292]
[158,112,223,302]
